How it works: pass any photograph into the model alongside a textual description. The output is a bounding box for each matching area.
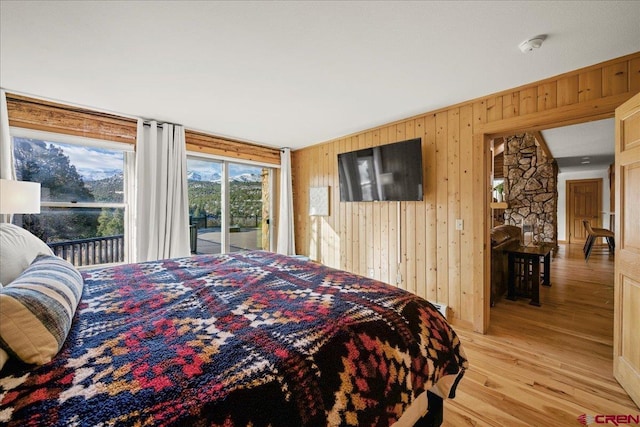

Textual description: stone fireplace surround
[502,133,558,246]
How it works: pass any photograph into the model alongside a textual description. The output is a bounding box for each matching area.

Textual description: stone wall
[503,133,558,245]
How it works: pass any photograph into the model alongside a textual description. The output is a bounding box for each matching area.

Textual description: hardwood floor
[444,244,638,426]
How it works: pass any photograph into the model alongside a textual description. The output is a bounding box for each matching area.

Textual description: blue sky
[50,141,123,180]
[49,141,263,181]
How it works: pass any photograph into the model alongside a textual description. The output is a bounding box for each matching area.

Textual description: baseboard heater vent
[428,301,448,319]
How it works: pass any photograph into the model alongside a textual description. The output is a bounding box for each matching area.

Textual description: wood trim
[6,93,281,165]
[476,102,628,333]
[477,133,491,333]
[6,93,137,144]
[477,91,636,137]
[185,130,280,165]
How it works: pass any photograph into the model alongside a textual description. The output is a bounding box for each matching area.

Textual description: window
[187,155,273,255]
[11,129,133,267]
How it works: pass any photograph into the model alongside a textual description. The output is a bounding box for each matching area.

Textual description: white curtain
[0,90,16,223]
[134,120,190,262]
[0,90,15,182]
[276,148,296,255]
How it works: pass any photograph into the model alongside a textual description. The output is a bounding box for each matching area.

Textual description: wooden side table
[506,244,553,306]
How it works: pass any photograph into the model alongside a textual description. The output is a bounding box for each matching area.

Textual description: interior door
[613,91,640,408]
[567,179,602,244]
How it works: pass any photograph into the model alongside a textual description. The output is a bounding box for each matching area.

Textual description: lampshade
[0,179,41,214]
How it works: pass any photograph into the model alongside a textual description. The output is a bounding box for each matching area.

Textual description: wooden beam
[6,93,137,144]
[493,137,504,155]
[477,91,634,137]
[186,130,280,165]
[532,131,554,160]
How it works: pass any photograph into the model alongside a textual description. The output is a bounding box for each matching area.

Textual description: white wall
[557,168,611,242]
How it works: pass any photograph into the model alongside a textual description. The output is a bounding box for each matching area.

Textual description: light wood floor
[444,243,639,426]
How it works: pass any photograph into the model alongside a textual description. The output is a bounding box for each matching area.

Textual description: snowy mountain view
[83,169,123,182]
[83,169,259,183]
[186,171,261,183]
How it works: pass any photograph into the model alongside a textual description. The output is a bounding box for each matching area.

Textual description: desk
[506,244,553,306]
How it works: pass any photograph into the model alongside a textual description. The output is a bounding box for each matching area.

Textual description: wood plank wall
[292,52,640,331]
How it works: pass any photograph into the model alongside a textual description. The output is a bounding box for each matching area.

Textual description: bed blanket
[0,251,467,426]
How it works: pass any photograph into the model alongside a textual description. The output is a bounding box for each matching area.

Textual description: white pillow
[0,223,54,286]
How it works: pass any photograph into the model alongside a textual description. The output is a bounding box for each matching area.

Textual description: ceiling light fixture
[518,35,546,53]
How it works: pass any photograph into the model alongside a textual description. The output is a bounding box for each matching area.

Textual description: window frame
[10,127,135,265]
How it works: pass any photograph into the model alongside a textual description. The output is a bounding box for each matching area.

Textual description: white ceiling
[541,119,615,173]
[1,1,639,151]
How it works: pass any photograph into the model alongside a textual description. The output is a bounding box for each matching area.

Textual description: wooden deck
[444,243,638,426]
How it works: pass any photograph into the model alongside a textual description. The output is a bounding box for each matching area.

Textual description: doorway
[480,119,619,332]
[566,179,603,244]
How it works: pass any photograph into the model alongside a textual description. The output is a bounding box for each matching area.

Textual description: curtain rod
[142,120,183,127]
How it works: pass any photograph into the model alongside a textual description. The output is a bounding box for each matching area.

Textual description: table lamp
[0,179,41,214]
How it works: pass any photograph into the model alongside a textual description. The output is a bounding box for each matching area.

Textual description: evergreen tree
[97,208,124,237]
[15,139,94,202]
[13,138,98,241]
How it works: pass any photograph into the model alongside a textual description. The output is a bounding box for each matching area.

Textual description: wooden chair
[582,219,615,262]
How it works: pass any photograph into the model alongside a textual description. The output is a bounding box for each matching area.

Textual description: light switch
[455,219,464,230]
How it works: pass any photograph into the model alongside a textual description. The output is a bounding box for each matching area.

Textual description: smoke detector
[519,35,546,53]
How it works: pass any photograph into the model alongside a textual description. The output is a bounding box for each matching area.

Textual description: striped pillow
[0,254,83,366]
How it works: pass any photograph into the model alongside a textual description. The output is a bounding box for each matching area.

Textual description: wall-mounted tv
[338,138,423,202]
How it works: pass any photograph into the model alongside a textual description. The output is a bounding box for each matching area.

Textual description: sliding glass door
[187,156,272,255]
[186,158,223,254]
[227,162,270,252]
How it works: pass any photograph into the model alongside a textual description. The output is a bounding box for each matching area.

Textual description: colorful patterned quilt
[0,251,467,426]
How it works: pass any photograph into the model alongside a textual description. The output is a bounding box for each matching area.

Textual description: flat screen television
[338,138,423,202]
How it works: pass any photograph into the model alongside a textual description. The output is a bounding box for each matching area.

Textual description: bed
[0,247,467,426]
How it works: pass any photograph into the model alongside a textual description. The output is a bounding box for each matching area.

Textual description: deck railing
[49,234,125,267]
